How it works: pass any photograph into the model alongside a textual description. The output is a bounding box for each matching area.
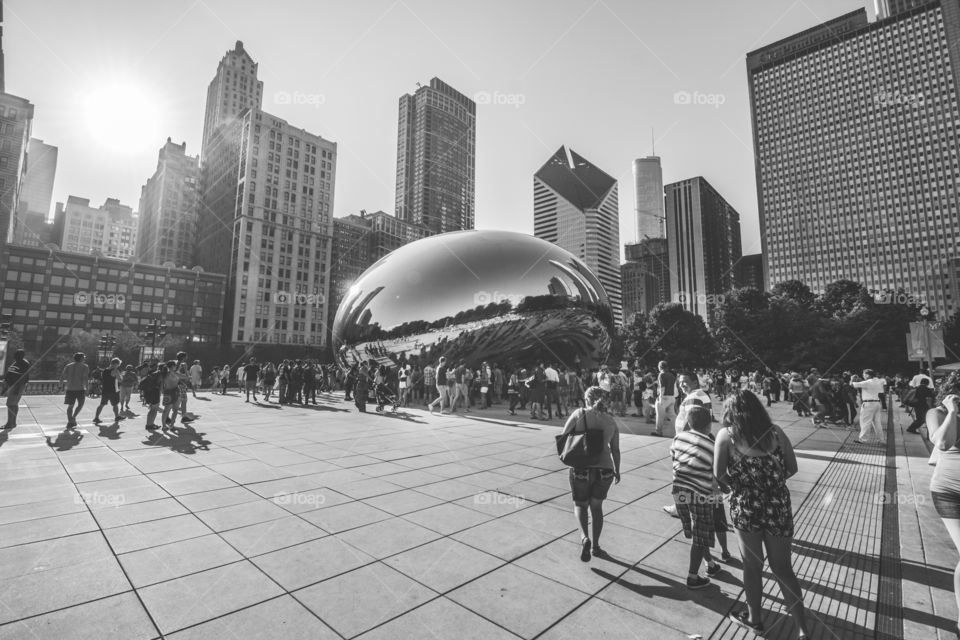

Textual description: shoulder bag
[555,409,605,467]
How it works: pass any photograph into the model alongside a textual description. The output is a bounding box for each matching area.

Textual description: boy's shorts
[673,488,716,549]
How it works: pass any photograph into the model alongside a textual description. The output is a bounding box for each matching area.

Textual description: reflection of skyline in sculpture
[333,230,614,369]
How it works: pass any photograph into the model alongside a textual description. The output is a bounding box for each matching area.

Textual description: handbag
[555,409,604,467]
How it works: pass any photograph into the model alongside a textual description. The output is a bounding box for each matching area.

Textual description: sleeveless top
[725,427,794,537]
[930,407,960,496]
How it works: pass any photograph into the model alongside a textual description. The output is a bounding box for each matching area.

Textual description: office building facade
[60,196,139,260]
[395,78,476,234]
[201,41,263,159]
[735,253,765,292]
[0,92,32,244]
[0,244,225,362]
[18,138,56,217]
[633,156,664,240]
[534,146,622,324]
[748,3,960,318]
[197,108,337,348]
[137,138,200,267]
[665,176,742,322]
[622,238,670,324]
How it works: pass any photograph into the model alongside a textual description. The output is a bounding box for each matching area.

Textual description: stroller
[374,382,398,413]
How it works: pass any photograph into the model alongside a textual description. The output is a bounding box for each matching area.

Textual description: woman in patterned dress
[714,390,809,639]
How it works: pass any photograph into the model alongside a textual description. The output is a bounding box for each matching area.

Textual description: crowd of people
[3,347,957,639]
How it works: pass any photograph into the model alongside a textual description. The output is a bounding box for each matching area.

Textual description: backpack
[903,387,918,406]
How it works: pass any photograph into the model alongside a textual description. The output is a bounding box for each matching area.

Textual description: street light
[920,306,933,377]
[142,320,167,362]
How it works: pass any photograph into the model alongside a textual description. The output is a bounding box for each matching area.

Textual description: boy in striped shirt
[671,404,728,589]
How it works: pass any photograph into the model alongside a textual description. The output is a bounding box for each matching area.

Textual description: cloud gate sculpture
[332,230,614,370]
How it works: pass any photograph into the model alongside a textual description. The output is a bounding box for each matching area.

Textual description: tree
[770,280,815,308]
[817,280,872,319]
[641,303,716,369]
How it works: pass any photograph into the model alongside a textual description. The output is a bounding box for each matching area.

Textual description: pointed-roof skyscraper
[534,146,621,324]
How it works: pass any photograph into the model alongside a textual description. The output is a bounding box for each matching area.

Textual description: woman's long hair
[936,371,960,407]
[723,389,775,449]
[584,386,608,413]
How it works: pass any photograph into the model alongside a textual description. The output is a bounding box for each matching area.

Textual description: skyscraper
[748,2,960,318]
[621,237,670,324]
[137,138,199,267]
[201,41,263,160]
[197,108,337,348]
[0,93,32,245]
[665,177,742,323]
[633,156,664,240]
[875,0,932,19]
[18,138,56,218]
[534,146,621,324]
[59,196,139,260]
[395,78,476,234]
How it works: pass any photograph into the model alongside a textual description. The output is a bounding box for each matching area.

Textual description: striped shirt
[670,431,717,498]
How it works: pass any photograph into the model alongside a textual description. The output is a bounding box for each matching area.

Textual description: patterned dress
[726,428,794,537]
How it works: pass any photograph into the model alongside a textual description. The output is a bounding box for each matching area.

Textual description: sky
[6,0,875,260]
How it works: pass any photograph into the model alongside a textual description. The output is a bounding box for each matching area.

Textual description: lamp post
[920,306,933,377]
[142,320,167,362]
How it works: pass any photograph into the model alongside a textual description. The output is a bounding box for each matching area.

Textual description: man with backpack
[905,378,934,434]
[3,350,30,429]
[139,361,163,431]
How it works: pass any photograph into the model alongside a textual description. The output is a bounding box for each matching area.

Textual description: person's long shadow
[369,410,426,424]
[252,402,283,410]
[302,403,350,413]
[46,429,84,451]
[98,423,124,440]
[142,425,211,454]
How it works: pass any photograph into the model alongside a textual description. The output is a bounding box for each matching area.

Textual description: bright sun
[81,82,161,154]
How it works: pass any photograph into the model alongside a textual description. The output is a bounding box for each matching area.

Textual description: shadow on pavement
[97,423,124,440]
[143,425,211,454]
[46,429,84,451]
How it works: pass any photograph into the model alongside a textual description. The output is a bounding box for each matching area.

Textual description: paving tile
[384,537,505,593]
[166,595,339,640]
[336,518,441,559]
[271,487,354,513]
[138,560,284,636]
[0,591,156,640]
[252,535,376,590]
[537,596,689,640]
[295,562,438,638]
[355,595,520,640]
[148,467,238,495]
[194,499,290,532]
[103,513,213,554]
[300,501,392,533]
[0,496,87,526]
[0,531,113,580]
[219,514,327,557]
[90,496,189,529]
[361,488,445,515]
[447,563,588,639]
[207,459,295,484]
[117,533,244,588]
[0,511,99,549]
[0,556,131,625]
[177,486,262,512]
[452,516,556,561]
[402,502,495,535]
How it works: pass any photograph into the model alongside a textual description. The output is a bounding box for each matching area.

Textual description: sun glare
[80,82,162,154]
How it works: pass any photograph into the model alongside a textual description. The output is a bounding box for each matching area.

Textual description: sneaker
[662,505,678,517]
[706,562,722,577]
[181,416,195,423]
[721,550,732,563]
[729,610,764,634]
[92,418,102,425]
[686,575,710,589]
[591,546,609,558]
[650,431,662,437]
[146,424,158,431]
[580,538,591,562]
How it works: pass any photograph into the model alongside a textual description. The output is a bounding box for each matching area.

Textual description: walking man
[243,357,260,402]
[189,360,203,397]
[851,369,886,444]
[60,352,89,428]
[93,358,123,425]
[3,349,30,429]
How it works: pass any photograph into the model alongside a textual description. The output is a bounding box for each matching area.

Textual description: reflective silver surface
[333,230,613,369]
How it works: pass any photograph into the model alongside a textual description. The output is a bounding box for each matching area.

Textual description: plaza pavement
[0,389,952,639]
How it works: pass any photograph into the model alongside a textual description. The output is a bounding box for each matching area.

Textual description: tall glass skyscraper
[633,156,664,241]
[665,177,742,324]
[395,78,476,235]
[748,2,960,318]
[534,146,621,324]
